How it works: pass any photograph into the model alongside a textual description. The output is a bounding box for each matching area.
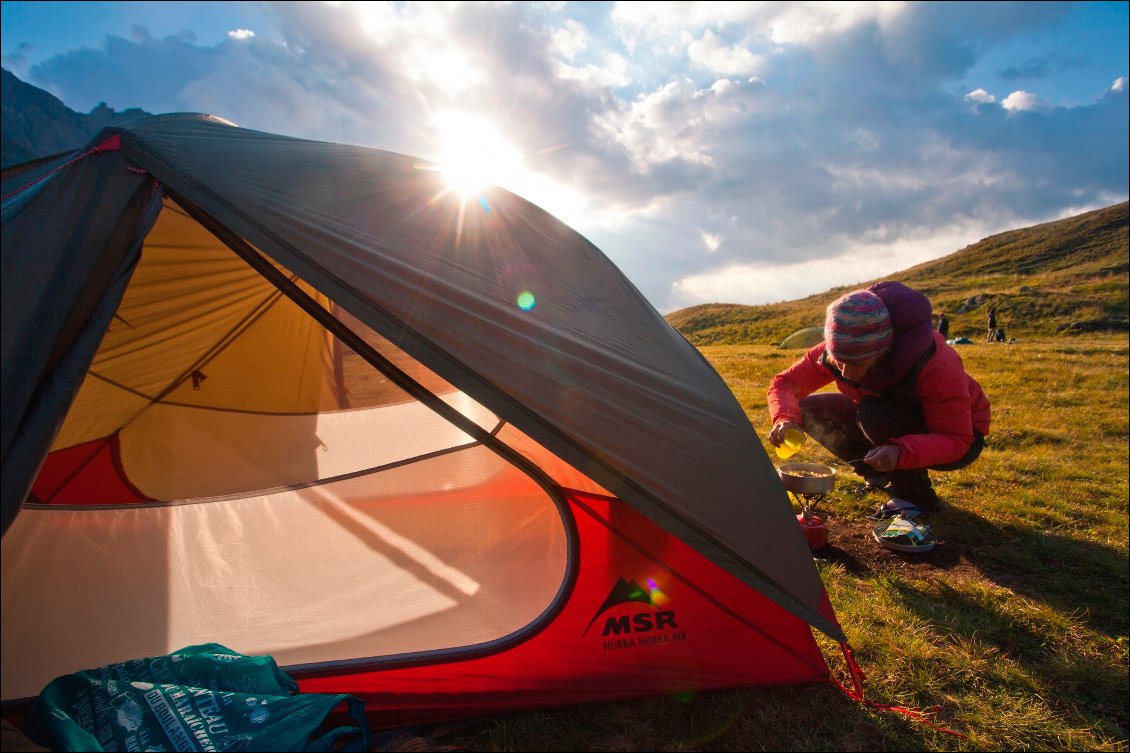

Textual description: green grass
[665,202,1128,346]
[448,335,1128,752]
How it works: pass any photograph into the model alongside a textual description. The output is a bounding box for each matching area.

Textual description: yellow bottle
[775,427,807,459]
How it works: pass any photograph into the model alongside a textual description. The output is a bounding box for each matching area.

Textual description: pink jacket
[767,282,991,469]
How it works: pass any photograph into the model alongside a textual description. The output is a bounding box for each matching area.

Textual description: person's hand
[769,420,802,446]
[862,444,901,473]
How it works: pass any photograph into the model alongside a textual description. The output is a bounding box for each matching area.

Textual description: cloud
[687,30,765,76]
[1,42,31,72]
[29,29,214,114]
[549,18,587,61]
[1114,77,1126,93]
[761,2,905,45]
[669,219,1015,308]
[998,52,1086,82]
[228,29,256,41]
[1001,89,1050,112]
[964,88,996,104]
[610,2,765,43]
[9,0,1127,312]
[701,231,722,253]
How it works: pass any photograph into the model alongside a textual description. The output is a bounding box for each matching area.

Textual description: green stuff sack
[24,643,370,752]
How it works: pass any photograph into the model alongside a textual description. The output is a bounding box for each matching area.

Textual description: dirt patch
[808,510,984,584]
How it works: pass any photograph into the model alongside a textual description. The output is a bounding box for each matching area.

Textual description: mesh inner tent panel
[3,443,571,701]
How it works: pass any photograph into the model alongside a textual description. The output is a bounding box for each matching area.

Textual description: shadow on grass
[805,496,1129,748]
[880,504,1130,745]
[449,681,947,752]
[884,571,1129,747]
[931,504,1129,638]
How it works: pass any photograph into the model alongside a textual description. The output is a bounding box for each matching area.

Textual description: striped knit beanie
[824,290,893,362]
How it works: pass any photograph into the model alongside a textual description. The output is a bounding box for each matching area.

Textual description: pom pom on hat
[824,290,893,362]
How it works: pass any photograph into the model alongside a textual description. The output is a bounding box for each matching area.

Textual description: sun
[433,112,521,198]
[428,110,591,232]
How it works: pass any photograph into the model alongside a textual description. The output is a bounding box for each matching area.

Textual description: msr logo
[600,610,678,636]
[582,576,678,638]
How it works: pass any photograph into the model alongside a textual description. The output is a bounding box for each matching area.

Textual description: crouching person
[767,281,991,519]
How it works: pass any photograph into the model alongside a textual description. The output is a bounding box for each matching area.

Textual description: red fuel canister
[797,509,827,550]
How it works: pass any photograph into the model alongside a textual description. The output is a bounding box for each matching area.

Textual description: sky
[2,1,1127,313]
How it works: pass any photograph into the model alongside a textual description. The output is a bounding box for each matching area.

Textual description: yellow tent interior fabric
[4,196,601,699]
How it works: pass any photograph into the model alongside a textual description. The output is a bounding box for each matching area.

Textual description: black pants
[798,392,984,505]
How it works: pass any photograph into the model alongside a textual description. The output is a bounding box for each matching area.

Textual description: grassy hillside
[666,202,1129,346]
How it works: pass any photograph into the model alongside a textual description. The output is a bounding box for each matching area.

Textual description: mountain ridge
[665,201,1128,345]
[2,67,153,169]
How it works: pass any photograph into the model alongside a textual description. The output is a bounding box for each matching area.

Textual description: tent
[1,114,845,725]
[777,326,825,350]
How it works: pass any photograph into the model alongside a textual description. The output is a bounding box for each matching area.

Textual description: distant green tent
[777,326,824,350]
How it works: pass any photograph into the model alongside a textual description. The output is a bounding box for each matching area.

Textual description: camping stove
[790,493,828,550]
[777,462,836,551]
[791,491,828,511]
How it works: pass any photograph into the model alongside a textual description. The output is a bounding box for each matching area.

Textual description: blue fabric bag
[24,643,370,752]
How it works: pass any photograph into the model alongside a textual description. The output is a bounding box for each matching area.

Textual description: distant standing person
[987,308,997,342]
[936,311,950,338]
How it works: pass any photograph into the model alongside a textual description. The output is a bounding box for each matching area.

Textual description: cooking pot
[777,462,836,496]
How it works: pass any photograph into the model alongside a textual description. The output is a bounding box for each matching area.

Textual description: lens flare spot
[516,291,537,311]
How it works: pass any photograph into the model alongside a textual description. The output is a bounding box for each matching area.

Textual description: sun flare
[428,111,591,231]
[433,112,520,198]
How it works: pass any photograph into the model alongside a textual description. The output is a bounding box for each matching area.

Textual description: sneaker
[867,497,923,521]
